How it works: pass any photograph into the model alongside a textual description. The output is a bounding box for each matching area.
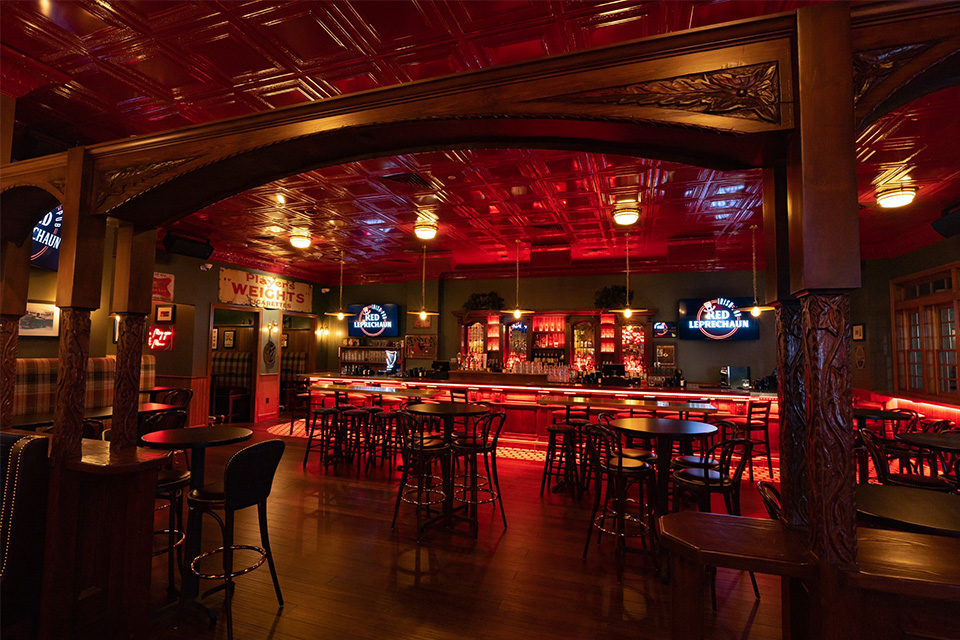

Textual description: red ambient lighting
[148,326,174,350]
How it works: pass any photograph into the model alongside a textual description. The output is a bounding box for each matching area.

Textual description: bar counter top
[302,371,775,399]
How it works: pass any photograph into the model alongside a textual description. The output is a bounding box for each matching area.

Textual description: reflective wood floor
[144,420,783,640]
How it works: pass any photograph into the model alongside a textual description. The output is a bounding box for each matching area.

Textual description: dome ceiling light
[414,215,438,240]
[876,184,917,208]
[612,199,641,226]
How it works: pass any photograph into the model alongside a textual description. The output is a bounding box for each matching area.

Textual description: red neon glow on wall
[148,326,174,350]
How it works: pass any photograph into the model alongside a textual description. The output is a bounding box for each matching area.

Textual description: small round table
[140,426,253,600]
[609,417,718,517]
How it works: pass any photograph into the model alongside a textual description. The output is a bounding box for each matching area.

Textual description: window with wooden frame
[890,262,959,402]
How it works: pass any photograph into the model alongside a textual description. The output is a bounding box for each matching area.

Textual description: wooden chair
[452,411,508,530]
[756,480,782,520]
[858,428,954,492]
[392,412,450,542]
[673,438,760,607]
[724,401,772,481]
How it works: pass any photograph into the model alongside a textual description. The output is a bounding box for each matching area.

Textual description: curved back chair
[392,412,451,542]
[188,439,286,640]
[725,401,771,481]
[452,411,508,529]
[859,428,954,492]
[756,480,783,520]
[158,388,194,410]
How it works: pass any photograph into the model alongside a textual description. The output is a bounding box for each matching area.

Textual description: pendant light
[407,246,440,320]
[324,251,355,320]
[610,232,635,317]
[749,225,775,317]
[501,239,532,318]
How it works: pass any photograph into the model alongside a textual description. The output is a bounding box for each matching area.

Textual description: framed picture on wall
[281,333,288,348]
[655,343,676,367]
[223,330,235,349]
[212,327,218,350]
[155,304,176,323]
[19,302,60,337]
[852,324,865,341]
[405,334,438,360]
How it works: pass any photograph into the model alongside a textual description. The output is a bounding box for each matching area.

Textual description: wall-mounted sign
[653,321,677,339]
[31,205,63,271]
[153,272,175,301]
[678,297,759,341]
[348,303,399,338]
[147,326,174,350]
[219,268,312,312]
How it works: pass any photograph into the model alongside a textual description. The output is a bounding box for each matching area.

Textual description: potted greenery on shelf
[463,291,505,311]
[594,285,633,310]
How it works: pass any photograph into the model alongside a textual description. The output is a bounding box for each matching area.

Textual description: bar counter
[302,371,776,444]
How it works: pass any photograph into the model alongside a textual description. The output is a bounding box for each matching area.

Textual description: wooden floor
[143,419,784,640]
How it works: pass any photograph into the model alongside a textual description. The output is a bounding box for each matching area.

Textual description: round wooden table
[140,426,253,600]
[856,483,960,538]
[897,431,960,455]
[609,417,717,517]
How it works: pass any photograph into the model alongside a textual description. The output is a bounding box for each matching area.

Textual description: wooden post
[51,147,105,462]
[110,224,157,450]
[0,241,31,426]
[791,5,860,639]
[763,162,808,530]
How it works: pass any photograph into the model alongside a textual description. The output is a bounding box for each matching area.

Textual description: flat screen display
[678,297,759,341]
[30,205,63,271]
[653,321,677,339]
[347,303,399,338]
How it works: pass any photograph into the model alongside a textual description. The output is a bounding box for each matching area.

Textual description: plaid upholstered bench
[12,356,156,423]
[280,352,307,411]
[211,352,253,423]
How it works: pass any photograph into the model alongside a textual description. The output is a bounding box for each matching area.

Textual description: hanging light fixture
[610,232,635,317]
[749,225,775,317]
[501,239,533,318]
[612,198,640,226]
[414,214,438,240]
[289,229,311,249]
[875,184,916,208]
[408,246,440,320]
[324,251,355,320]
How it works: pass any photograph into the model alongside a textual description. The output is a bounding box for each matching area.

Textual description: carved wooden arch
[851,7,960,129]
[18,12,799,231]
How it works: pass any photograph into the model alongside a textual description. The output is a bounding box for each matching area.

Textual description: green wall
[850,235,960,392]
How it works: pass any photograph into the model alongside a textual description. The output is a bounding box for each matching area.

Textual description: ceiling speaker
[931,204,960,238]
[162,233,214,259]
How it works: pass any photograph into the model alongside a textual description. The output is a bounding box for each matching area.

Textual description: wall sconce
[316,325,330,339]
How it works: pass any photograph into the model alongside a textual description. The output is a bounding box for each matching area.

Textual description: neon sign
[147,326,174,350]
[31,205,63,271]
[348,303,398,338]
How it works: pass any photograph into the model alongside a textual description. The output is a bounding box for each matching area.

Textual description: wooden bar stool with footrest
[187,440,285,640]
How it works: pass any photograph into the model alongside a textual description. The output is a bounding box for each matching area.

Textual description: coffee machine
[720,366,750,389]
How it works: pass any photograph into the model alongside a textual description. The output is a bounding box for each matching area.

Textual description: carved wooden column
[1,240,32,426]
[51,148,106,461]
[110,224,157,450]
[789,6,860,637]
[776,301,808,528]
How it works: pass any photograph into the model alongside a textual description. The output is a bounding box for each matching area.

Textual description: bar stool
[392,412,450,543]
[187,440,285,640]
[540,422,578,496]
[452,411,508,529]
[582,423,657,582]
[303,406,339,468]
[724,400,772,481]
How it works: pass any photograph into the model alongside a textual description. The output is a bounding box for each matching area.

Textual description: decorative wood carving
[550,63,781,123]
[95,157,198,209]
[775,302,808,530]
[853,42,936,104]
[1,315,19,428]
[52,308,90,463]
[111,314,146,451]
[801,292,857,570]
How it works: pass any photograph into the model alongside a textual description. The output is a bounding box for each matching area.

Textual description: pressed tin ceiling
[2,1,958,284]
